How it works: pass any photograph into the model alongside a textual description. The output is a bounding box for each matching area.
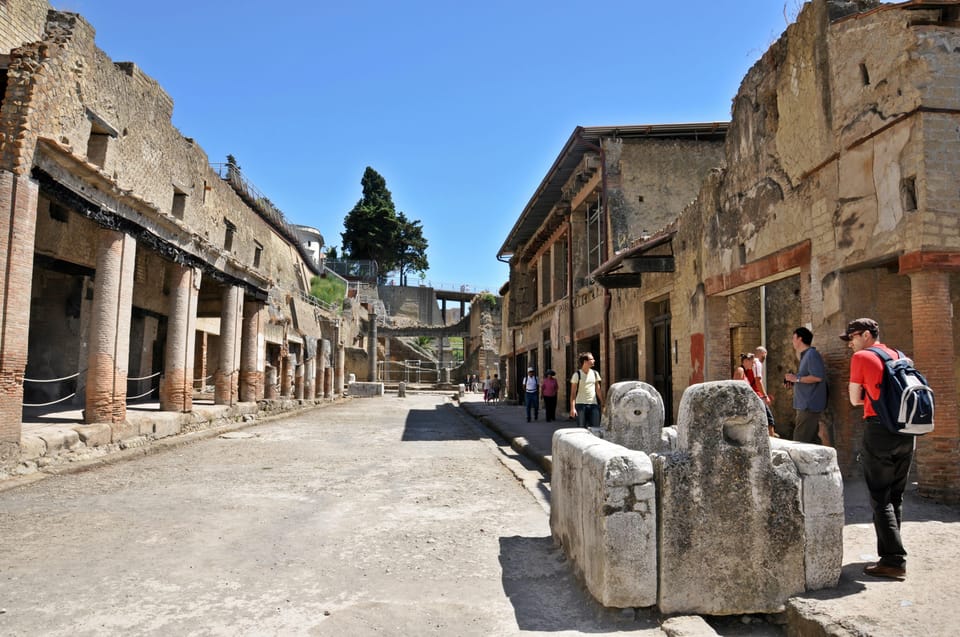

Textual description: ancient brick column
[85,229,137,435]
[334,325,345,397]
[214,285,243,405]
[193,332,208,392]
[324,364,334,399]
[0,171,38,463]
[280,349,292,398]
[239,299,265,402]
[294,358,304,400]
[160,265,199,412]
[909,269,960,503]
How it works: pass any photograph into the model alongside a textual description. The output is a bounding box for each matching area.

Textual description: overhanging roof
[497,122,728,260]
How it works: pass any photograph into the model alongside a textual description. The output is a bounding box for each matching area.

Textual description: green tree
[341,167,401,278]
[395,211,429,286]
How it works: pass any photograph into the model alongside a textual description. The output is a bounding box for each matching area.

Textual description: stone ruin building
[497,0,960,503]
[0,0,372,469]
[551,380,843,613]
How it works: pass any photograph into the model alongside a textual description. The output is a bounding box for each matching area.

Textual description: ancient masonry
[498,0,960,503]
[0,0,369,467]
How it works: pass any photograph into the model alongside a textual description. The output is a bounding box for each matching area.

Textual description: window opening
[172,188,187,219]
[224,219,236,252]
[586,200,604,275]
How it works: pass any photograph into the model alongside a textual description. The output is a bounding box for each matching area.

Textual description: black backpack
[866,347,934,435]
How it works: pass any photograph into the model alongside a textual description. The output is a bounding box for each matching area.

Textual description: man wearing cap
[842,317,914,580]
[523,367,540,422]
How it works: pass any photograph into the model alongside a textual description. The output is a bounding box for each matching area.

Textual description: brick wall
[0,171,37,461]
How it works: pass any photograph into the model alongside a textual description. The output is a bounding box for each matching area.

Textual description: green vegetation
[477,292,498,306]
[341,167,429,283]
[310,274,346,308]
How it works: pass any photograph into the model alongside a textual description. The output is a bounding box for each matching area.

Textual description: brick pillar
[160,265,199,412]
[324,365,334,399]
[0,172,38,463]
[334,325,345,397]
[239,299,265,402]
[85,229,136,436]
[214,285,243,405]
[909,270,960,503]
[294,358,304,400]
[280,348,292,398]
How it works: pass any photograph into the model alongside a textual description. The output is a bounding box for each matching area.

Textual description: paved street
[0,394,665,636]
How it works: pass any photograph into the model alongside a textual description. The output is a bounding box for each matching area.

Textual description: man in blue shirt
[783,326,828,444]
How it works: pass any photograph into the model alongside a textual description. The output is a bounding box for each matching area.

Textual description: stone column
[85,229,137,436]
[294,358,304,399]
[368,312,378,381]
[214,285,243,405]
[265,365,278,399]
[282,353,296,398]
[160,264,200,412]
[324,365,334,398]
[0,172,38,463]
[334,325,345,397]
[239,299,266,402]
[304,357,316,401]
[909,269,960,503]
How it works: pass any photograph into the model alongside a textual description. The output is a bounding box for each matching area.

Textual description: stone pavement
[459,393,960,637]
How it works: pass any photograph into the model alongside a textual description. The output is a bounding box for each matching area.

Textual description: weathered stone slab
[35,427,81,455]
[771,439,844,590]
[348,382,384,397]
[656,381,805,615]
[551,429,656,608]
[19,435,47,460]
[71,423,112,447]
[550,429,599,570]
[661,615,720,636]
[604,381,674,454]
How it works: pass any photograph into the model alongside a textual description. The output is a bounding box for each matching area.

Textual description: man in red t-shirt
[843,317,915,581]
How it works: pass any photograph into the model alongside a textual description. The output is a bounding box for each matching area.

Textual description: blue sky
[53,1,796,293]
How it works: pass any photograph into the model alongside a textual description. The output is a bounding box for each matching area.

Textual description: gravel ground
[0,394,667,636]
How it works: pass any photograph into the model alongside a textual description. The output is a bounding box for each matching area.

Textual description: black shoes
[864,563,906,580]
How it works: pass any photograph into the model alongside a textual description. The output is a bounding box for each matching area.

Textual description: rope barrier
[23,371,81,383]
[127,371,161,382]
[126,387,158,401]
[23,392,77,408]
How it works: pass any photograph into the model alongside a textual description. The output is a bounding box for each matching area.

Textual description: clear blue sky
[54,1,795,293]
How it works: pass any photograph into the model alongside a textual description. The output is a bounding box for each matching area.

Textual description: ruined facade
[0,0,348,467]
[501,0,960,502]
[497,125,727,409]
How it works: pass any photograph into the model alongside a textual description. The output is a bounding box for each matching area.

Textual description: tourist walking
[523,367,540,421]
[569,352,602,428]
[541,370,559,422]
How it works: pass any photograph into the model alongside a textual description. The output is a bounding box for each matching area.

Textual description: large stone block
[581,443,657,608]
[550,428,599,569]
[771,439,844,590]
[348,382,384,397]
[604,381,674,454]
[551,429,656,608]
[657,381,806,615]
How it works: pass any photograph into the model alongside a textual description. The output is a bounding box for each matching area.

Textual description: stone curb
[0,397,350,494]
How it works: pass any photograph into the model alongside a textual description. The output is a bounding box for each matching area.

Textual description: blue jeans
[525,392,539,420]
[576,403,601,428]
